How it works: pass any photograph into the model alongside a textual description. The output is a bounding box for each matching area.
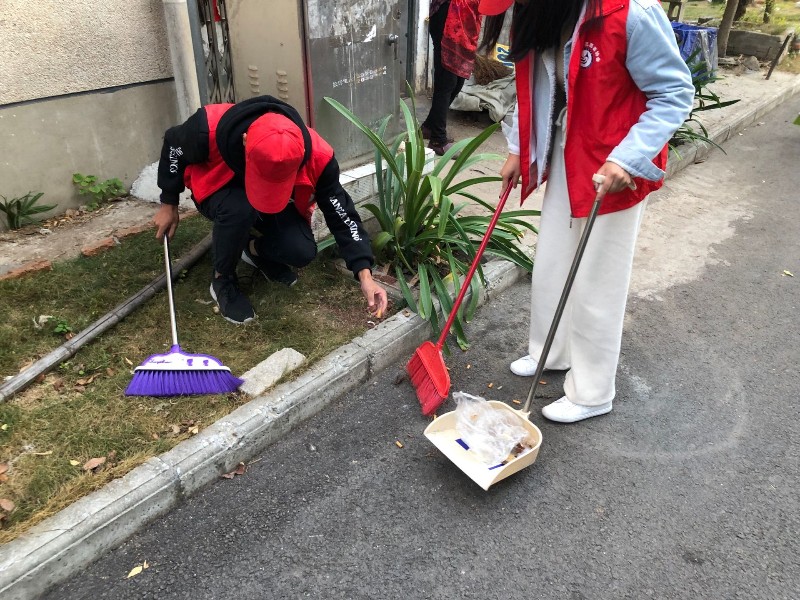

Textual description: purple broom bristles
[125,345,243,397]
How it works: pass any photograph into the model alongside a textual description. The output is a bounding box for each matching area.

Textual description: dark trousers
[422,1,465,145]
[195,185,317,278]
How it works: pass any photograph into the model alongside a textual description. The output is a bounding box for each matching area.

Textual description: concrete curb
[2,75,799,600]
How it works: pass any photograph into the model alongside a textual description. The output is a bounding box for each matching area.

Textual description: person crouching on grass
[152,95,388,325]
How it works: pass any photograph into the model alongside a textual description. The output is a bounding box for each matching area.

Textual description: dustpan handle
[523,188,604,413]
[436,182,514,349]
[163,235,180,348]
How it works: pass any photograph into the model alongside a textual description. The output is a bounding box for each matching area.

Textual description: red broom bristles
[407,346,449,416]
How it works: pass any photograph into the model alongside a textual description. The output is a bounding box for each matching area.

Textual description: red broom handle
[435,182,514,349]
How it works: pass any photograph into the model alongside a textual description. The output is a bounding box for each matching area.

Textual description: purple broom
[125,235,243,396]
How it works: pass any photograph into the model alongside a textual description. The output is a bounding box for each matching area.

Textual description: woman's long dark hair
[479,0,601,60]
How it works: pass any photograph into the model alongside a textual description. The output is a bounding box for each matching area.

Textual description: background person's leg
[422,2,459,151]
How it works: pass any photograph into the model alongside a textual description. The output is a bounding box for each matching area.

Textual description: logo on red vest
[580,42,601,68]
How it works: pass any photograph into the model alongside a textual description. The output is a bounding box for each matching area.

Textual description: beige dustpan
[424,401,542,490]
[424,177,606,490]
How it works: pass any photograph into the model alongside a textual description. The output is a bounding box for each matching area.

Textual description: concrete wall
[0,82,179,223]
[0,0,172,105]
[0,0,178,229]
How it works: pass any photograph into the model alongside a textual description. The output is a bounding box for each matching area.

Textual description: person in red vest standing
[152,96,388,325]
[479,0,693,422]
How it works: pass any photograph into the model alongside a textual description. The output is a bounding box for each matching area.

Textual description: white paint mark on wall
[363,24,377,43]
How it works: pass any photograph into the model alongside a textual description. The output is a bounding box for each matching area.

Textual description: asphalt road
[44,101,800,599]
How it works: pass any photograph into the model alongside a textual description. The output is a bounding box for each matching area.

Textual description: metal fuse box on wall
[227,0,408,169]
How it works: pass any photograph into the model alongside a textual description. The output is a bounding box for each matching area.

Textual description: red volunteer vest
[185,104,334,223]
[516,0,667,217]
[183,103,235,202]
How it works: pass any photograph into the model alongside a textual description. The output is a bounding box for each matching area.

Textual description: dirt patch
[0,198,167,277]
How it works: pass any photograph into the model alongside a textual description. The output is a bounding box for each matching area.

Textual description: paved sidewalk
[1,68,799,600]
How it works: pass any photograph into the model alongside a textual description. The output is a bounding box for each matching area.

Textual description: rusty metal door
[195,0,236,104]
[304,0,409,168]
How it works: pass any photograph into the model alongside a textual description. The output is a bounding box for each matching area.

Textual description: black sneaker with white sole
[241,245,298,287]
[210,276,256,325]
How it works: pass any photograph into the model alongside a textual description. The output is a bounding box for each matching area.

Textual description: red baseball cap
[478,0,514,15]
[244,113,305,213]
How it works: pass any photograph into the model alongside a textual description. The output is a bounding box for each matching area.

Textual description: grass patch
[0,217,387,542]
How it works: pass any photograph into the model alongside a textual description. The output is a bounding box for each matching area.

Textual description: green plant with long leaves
[0,191,56,230]
[324,94,539,350]
[670,51,740,155]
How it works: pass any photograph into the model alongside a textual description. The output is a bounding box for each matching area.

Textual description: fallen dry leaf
[221,462,247,479]
[170,424,181,435]
[32,450,53,456]
[36,373,46,383]
[69,460,80,466]
[783,270,794,277]
[0,498,15,512]
[106,367,115,376]
[65,332,75,340]
[395,440,404,448]
[51,378,65,391]
[487,382,494,388]
[83,456,106,472]
[1,423,8,430]
[124,357,134,366]
[188,426,199,435]
[539,380,547,385]
[512,399,522,405]
[75,374,98,386]
[151,433,160,440]
[126,561,149,578]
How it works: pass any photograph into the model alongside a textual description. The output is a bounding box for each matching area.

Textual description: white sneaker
[541,397,612,423]
[510,355,540,376]
[510,354,570,376]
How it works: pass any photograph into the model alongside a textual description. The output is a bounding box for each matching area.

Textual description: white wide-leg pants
[527,121,647,407]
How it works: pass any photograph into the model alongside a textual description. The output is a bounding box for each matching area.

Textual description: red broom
[407,182,514,415]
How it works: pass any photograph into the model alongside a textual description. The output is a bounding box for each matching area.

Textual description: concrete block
[239,348,307,397]
[266,342,370,423]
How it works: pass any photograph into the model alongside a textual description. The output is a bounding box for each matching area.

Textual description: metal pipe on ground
[0,235,212,404]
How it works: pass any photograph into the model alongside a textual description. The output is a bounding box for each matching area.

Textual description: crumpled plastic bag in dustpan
[454,392,529,466]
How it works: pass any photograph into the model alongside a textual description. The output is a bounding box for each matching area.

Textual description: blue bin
[671,22,718,81]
